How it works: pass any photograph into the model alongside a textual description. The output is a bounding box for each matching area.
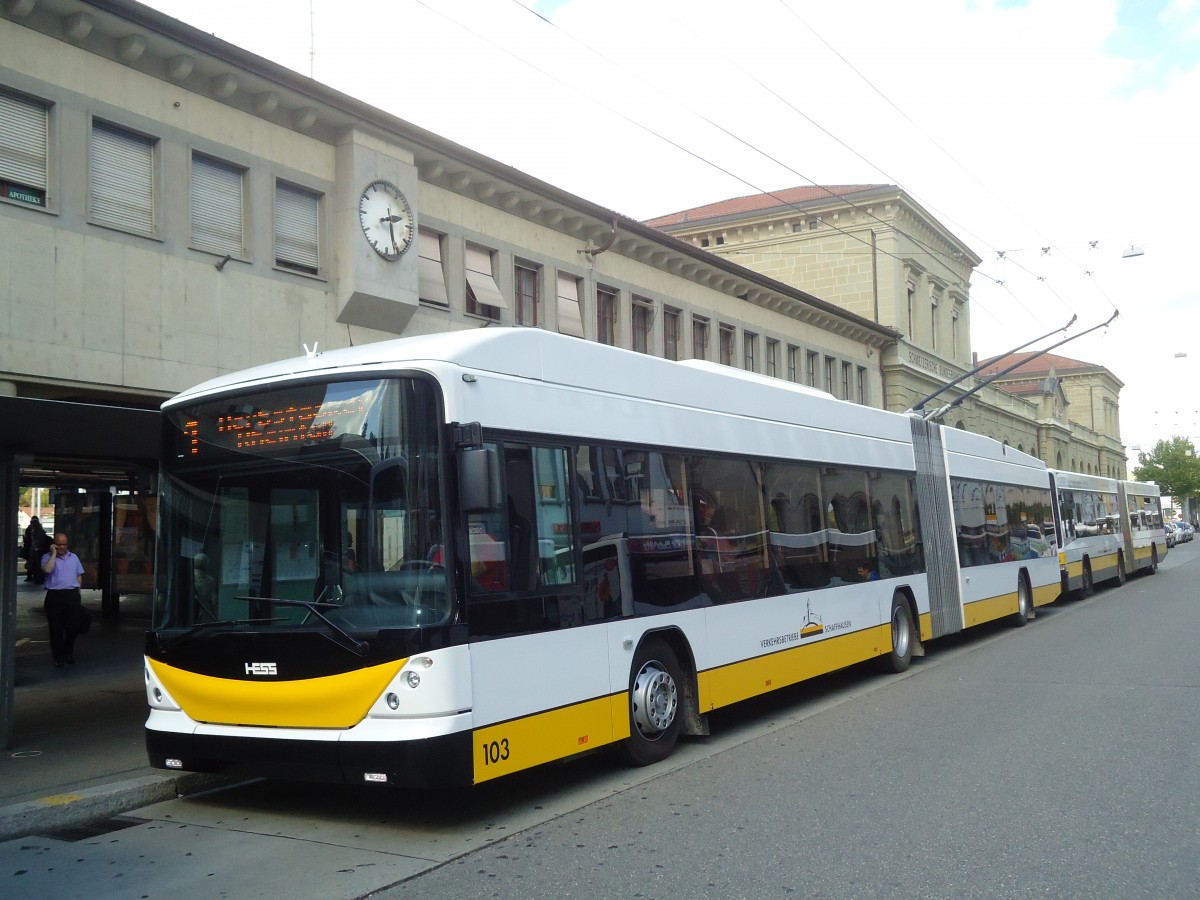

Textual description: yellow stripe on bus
[698,626,886,711]
[963,592,1018,628]
[473,694,626,783]
[148,658,405,729]
[1032,582,1059,607]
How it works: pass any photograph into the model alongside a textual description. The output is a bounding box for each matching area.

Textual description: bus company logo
[245,662,278,676]
[800,599,823,639]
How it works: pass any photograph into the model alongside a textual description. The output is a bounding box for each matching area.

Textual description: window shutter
[191,155,243,256]
[275,182,320,273]
[90,121,154,233]
[556,272,584,338]
[0,92,48,189]
[465,244,508,309]
[418,228,449,305]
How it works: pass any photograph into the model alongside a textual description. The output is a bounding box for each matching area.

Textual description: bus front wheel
[619,638,683,766]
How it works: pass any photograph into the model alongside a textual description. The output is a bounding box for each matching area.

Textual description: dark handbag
[70,603,92,635]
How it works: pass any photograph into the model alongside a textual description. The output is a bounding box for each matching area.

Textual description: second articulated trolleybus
[1049,469,1167,597]
[146,328,1064,787]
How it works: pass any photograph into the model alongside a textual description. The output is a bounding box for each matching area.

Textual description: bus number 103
[482,738,510,766]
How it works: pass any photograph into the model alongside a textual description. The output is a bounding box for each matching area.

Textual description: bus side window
[531,446,576,586]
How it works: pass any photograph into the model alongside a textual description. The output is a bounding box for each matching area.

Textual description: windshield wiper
[236,596,370,657]
[161,617,287,651]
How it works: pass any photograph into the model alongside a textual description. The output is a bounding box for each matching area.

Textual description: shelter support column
[1,450,20,750]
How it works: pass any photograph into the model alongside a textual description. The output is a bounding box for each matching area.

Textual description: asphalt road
[3,544,1197,900]
[380,546,1200,899]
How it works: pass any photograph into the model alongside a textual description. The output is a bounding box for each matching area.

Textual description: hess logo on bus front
[245,662,278,676]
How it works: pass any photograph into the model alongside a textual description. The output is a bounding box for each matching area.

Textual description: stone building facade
[645,185,1126,475]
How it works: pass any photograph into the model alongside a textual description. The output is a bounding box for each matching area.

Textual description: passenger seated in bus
[854,562,880,582]
[694,490,718,537]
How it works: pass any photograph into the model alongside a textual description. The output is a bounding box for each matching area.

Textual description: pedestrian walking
[23,515,50,584]
[41,532,86,667]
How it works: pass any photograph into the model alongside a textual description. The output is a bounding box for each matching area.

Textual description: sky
[140,0,1200,465]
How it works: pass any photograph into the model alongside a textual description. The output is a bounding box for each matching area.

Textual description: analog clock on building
[357,180,413,261]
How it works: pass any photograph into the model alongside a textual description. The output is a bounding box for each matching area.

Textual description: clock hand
[384,206,398,252]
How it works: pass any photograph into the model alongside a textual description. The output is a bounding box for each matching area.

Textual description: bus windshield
[153,376,449,634]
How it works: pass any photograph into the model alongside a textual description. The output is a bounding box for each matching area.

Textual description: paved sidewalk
[0,580,219,841]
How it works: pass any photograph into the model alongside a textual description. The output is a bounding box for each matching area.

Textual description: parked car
[1165,522,1178,548]
[1176,521,1194,543]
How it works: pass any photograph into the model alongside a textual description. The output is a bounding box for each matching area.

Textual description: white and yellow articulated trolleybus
[145,328,1060,788]
[1048,470,1167,598]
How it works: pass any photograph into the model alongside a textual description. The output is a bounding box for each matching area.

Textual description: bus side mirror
[461,447,502,513]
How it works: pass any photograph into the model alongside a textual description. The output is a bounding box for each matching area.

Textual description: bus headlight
[404,671,421,689]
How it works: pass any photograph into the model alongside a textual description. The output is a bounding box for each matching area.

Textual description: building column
[1,449,19,750]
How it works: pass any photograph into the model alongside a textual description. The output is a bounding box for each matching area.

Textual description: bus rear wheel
[1080,562,1095,599]
[1114,555,1126,586]
[878,595,914,673]
[618,638,683,766]
[1010,576,1031,627]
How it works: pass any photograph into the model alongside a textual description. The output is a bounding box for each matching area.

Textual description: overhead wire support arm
[906,314,1077,414]
[921,310,1119,423]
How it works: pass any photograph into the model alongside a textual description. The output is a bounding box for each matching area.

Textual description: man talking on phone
[42,532,86,667]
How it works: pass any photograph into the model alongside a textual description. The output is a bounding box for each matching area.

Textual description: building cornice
[1,0,898,349]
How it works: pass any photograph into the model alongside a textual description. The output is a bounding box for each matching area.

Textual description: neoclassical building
[645,185,1126,475]
[976,352,1126,478]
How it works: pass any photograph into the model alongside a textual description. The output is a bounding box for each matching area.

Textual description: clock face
[358,180,413,261]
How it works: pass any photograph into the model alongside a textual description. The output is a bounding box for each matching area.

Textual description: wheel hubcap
[632,661,677,737]
[892,608,910,658]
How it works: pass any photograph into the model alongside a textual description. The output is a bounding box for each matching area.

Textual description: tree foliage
[1133,436,1200,501]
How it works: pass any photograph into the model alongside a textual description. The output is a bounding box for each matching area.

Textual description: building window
[632,296,653,353]
[824,355,836,394]
[857,366,868,405]
[91,120,156,236]
[0,89,49,207]
[806,350,818,387]
[556,271,584,337]
[274,181,320,274]
[515,262,540,326]
[841,362,851,400]
[743,332,758,372]
[719,325,735,366]
[190,153,244,257]
[466,242,505,320]
[809,218,821,230]
[417,227,449,306]
[663,307,681,360]
[766,339,779,378]
[906,280,916,335]
[930,296,939,351]
[693,316,709,360]
[597,285,617,345]
[787,345,799,382]
[715,235,725,245]
[700,237,710,248]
